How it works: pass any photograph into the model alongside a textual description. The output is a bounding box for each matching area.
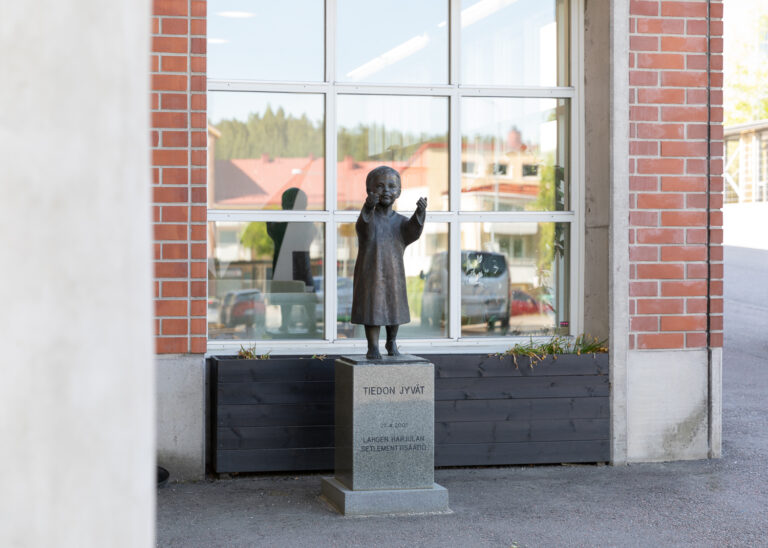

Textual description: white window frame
[207,0,585,355]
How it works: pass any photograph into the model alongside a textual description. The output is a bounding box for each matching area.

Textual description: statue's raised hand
[365,191,379,208]
[416,196,427,213]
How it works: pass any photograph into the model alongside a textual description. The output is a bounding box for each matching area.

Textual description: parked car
[219,289,266,328]
[313,276,354,322]
[420,251,510,330]
[509,290,554,316]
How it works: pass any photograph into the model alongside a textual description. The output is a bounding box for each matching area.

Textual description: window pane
[208,92,324,210]
[208,0,324,81]
[337,0,448,85]
[460,222,569,337]
[208,221,324,340]
[337,222,449,338]
[461,98,569,212]
[461,0,569,87]
[337,95,449,211]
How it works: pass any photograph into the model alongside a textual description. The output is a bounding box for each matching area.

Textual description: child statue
[351,166,427,359]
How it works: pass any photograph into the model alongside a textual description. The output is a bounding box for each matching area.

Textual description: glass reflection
[337,95,449,211]
[208,220,324,340]
[461,0,569,87]
[461,98,569,212]
[208,92,324,210]
[336,222,449,338]
[337,0,448,84]
[208,0,324,82]
[459,222,569,337]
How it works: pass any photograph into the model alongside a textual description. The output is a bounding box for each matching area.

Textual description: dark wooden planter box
[210,353,610,474]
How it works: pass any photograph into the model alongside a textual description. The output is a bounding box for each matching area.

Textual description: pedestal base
[320,477,451,517]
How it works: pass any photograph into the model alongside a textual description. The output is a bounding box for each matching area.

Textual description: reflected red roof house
[211,151,429,210]
[209,131,543,212]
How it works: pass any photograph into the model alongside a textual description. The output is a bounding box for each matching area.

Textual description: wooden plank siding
[211,354,610,474]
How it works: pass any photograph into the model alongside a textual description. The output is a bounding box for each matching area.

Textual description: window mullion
[569,0,585,337]
[448,40,461,339]
[325,0,337,341]
[449,0,460,85]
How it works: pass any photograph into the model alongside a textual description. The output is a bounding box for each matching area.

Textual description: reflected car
[420,251,510,329]
[219,289,266,328]
[313,276,354,321]
[510,290,554,316]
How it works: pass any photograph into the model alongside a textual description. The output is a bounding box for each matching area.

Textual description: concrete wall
[626,347,721,461]
[584,0,611,340]
[610,0,632,465]
[0,1,154,547]
[626,349,710,461]
[156,355,207,480]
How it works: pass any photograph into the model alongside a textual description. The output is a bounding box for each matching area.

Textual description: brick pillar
[151,0,207,354]
[628,0,723,351]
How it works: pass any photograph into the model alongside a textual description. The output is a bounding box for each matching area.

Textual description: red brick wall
[151,0,207,354]
[628,0,724,350]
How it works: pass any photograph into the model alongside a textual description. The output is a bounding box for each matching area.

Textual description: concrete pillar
[0,1,154,547]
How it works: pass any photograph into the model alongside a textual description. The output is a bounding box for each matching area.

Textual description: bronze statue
[351,166,427,359]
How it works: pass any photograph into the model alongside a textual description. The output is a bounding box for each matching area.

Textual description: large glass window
[208,92,325,210]
[460,0,570,87]
[208,221,324,340]
[459,222,569,337]
[461,98,569,212]
[337,222,450,339]
[208,0,578,352]
[337,0,448,85]
[337,95,449,211]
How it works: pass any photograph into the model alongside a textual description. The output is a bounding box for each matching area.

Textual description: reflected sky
[208,0,565,87]
[461,0,563,86]
[462,98,563,152]
[337,0,447,84]
[338,95,447,137]
[208,0,324,81]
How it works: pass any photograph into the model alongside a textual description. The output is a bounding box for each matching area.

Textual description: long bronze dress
[351,205,425,326]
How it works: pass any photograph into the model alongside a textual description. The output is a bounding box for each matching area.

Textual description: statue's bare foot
[385,341,400,356]
[366,347,382,360]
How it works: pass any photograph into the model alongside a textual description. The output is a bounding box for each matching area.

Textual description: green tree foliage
[525,153,566,278]
[212,107,444,162]
[240,222,273,259]
[337,125,446,162]
[213,106,323,160]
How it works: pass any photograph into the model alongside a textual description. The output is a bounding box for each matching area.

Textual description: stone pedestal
[320,355,449,516]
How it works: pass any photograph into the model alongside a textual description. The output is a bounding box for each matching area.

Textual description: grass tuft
[237,344,271,360]
[493,334,608,368]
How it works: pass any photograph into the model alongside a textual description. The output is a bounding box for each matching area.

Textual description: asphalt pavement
[157,245,768,548]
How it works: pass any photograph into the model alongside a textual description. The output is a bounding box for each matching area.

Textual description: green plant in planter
[237,344,271,360]
[495,334,608,368]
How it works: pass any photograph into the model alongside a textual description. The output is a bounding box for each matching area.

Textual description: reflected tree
[240,222,274,259]
[213,106,323,160]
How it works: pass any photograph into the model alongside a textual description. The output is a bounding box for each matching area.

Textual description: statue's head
[365,166,401,207]
[281,187,307,210]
